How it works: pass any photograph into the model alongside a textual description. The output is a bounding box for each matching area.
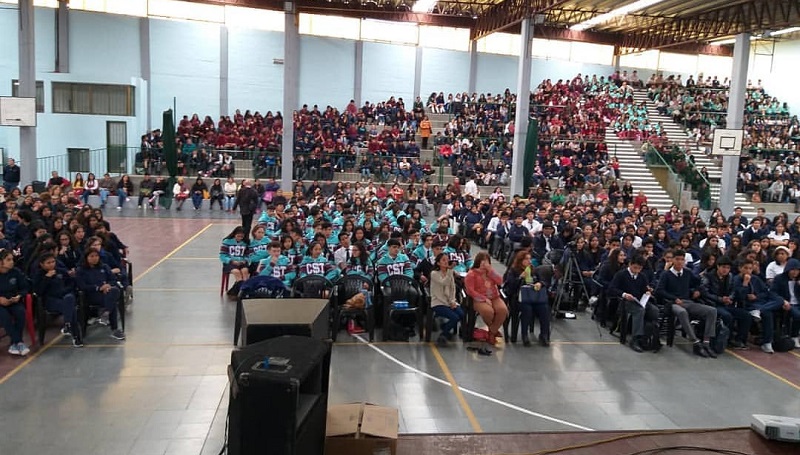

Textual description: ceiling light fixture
[709,35,760,46]
[570,0,666,31]
[770,26,800,36]
[411,0,436,13]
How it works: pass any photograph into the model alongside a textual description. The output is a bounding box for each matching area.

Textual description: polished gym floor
[0,213,799,455]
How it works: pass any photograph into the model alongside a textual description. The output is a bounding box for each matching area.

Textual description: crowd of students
[0,177,131,356]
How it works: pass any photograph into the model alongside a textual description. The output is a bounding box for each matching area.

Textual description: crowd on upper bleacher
[0,163,132,356]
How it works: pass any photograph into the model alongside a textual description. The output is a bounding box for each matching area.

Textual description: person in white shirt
[333,232,352,269]
[464,177,479,199]
[768,223,791,248]
[765,246,791,283]
[699,227,727,251]
[522,211,542,236]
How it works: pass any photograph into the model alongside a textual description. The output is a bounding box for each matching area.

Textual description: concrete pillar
[56,0,69,73]
[413,45,423,100]
[139,17,151,131]
[510,18,533,197]
[354,40,363,106]
[220,25,229,118]
[719,33,750,217]
[19,0,37,184]
[468,39,478,94]
[612,46,620,72]
[281,5,299,191]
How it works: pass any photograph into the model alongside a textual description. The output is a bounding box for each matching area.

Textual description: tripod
[552,247,593,322]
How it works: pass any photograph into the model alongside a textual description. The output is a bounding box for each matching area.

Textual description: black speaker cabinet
[241,298,330,345]
[227,335,332,455]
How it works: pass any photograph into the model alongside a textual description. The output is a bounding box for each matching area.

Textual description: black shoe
[522,338,531,347]
[436,336,448,347]
[702,344,717,358]
[630,339,644,353]
[539,336,550,347]
[693,343,708,358]
[652,342,663,353]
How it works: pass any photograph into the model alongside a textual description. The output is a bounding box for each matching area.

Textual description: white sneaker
[792,337,800,349]
[17,343,30,356]
[589,296,599,305]
[761,342,774,354]
[116,206,122,211]
[749,309,761,321]
[8,344,20,356]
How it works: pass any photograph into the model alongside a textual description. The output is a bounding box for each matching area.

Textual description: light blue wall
[420,47,470,99]
[299,36,355,110]
[475,53,517,95]
[70,11,140,82]
[228,28,283,114]
[150,18,221,125]
[362,42,415,104]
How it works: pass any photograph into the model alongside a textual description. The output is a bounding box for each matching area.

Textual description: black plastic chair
[380,275,424,341]
[331,275,374,342]
[290,275,334,299]
[78,287,126,336]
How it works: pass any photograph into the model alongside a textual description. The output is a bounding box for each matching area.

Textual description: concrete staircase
[604,131,675,213]
[632,89,758,215]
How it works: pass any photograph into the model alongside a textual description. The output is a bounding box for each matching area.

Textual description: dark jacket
[234,185,259,215]
[33,266,74,299]
[533,234,564,260]
[0,267,28,299]
[3,164,20,184]
[76,263,116,293]
[770,258,800,304]
[701,270,736,307]
[608,267,651,300]
[732,271,773,305]
[656,267,701,302]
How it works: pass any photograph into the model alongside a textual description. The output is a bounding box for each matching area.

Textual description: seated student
[297,241,341,282]
[655,249,718,358]
[734,258,785,353]
[258,241,295,288]
[443,234,473,276]
[768,258,800,350]
[533,221,564,262]
[76,249,125,340]
[33,253,82,347]
[0,249,30,356]
[430,253,464,347]
[248,226,271,275]
[464,252,508,345]
[376,239,413,283]
[609,255,661,353]
[219,226,251,295]
[504,250,550,347]
[409,233,434,267]
[765,246,790,284]
[343,242,374,280]
[333,232,352,269]
[702,255,751,350]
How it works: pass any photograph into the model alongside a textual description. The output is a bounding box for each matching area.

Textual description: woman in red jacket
[464,252,508,345]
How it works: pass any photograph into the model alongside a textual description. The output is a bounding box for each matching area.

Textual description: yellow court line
[728,351,800,392]
[0,334,64,386]
[790,351,800,360]
[430,344,483,433]
[132,223,214,284]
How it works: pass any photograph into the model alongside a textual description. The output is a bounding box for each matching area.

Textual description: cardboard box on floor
[325,403,399,455]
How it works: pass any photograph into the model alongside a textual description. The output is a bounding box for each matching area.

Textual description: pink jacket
[464,269,502,302]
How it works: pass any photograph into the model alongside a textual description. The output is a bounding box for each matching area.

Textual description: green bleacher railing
[644,142,712,210]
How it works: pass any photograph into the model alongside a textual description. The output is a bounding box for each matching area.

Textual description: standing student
[0,249,30,356]
[234,179,260,242]
[429,253,464,347]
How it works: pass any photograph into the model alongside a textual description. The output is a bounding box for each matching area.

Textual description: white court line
[352,335,594,431]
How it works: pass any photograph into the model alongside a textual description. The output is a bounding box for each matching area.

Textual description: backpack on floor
[639,320,659,351]
[774,336,795,352]
[710,320,730,354]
